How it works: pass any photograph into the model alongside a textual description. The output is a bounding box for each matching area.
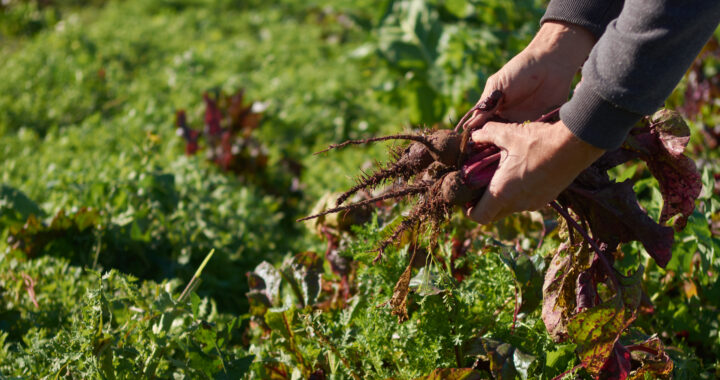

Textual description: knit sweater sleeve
[541,0,624,39]
[555,0,720,150]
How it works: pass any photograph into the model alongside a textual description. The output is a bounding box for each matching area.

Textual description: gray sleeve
[560,0,720,150]
[541,0,625,39]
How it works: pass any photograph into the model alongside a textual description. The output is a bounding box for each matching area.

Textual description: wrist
[555,120,605,165]
[527,21,595,72]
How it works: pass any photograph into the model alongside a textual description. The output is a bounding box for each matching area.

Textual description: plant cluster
[300,99,703,379]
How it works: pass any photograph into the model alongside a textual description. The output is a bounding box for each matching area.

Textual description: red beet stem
[465,144,500,164]
[462,152,500,189]
[465,166,496,188]
[463,152,500,181]
[535,107,560,123]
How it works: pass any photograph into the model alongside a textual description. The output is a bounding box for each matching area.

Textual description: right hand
[465,21,596,126]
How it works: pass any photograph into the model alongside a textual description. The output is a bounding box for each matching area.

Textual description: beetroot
[299,92,505,260]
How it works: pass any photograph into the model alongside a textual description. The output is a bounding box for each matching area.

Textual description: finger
[467,186,505,225]
[462,90,504,131]
[463,111,493,131]
[471,121,515,147]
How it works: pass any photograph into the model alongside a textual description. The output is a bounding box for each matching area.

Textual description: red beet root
[300,92,505,259]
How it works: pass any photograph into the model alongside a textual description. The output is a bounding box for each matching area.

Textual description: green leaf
[414,368,483,380]
[442,0,471,18]
[497,249,543,314]
[190,293,201,319]
[409,267,443,296]
[545,343,577,373]
[0,184,44,226]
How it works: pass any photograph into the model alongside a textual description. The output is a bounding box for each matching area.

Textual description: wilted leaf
[567,299,626,375]
[561,179,674,268]
[409,267,443,296]
[627,336,673,379]
[542,244,593,342]
[390,259,413,323]
[304,192,372,237]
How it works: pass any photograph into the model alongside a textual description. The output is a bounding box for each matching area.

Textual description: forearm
[527,21,596,73]
[562,0,720,150]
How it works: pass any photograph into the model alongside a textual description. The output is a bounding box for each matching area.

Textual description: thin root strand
[314,134,433,155]
[298,185,428,222]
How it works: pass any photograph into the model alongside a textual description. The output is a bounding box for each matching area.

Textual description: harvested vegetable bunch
[299,91,505,261]
[300,90,700,269]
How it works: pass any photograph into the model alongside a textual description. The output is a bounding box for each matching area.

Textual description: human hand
[467,120,605,224]
[465,21,595,126]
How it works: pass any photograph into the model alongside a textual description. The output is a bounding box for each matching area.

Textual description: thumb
[467,183,504,225]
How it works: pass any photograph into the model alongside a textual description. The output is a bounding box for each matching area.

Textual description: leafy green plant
[1,0,719,379]
[0,255,252,379]
[360,0,542,124]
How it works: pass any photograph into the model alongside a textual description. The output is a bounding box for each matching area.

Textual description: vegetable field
[1,0,719,378]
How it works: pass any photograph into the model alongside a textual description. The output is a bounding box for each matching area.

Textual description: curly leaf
[627,336,673,379]
[390,259,413,323]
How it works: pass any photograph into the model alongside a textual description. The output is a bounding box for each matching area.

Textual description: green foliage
[364,0,543,124]
[0,256,251,378]
[244,219,581,379]
[1,0,719,378]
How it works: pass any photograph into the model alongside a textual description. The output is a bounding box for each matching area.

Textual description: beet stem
[535,107,561,123]
[463,152,501,176]
[549,201,622,295]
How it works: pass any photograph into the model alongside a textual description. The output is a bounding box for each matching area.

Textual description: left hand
[467,120,605,224]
